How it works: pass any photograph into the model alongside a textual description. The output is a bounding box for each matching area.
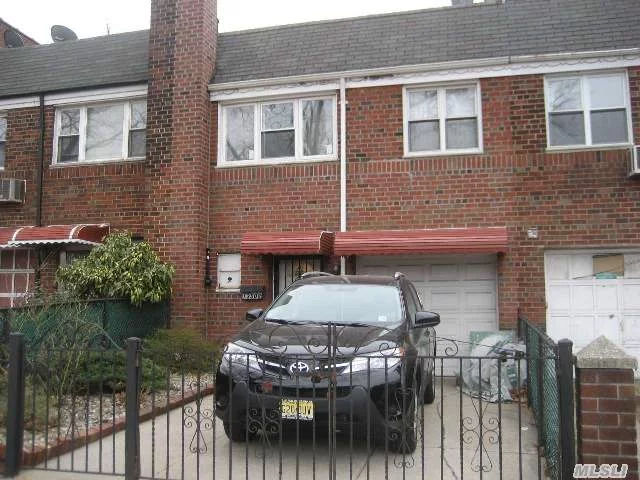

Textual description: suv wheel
[423,366,436,404]
[223,418,254,442]
[388,390,418,454]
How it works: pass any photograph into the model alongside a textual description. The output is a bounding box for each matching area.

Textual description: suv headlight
[219,343,261,374]
[345,347,402,373]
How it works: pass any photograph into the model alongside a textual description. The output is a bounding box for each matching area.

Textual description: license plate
[280,399,314,420]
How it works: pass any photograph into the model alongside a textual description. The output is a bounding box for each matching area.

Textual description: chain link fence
[518,314,562,480]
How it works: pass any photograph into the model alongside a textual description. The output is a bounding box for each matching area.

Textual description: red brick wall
[577,368,638,479]
[146,0,217,333]
[208,68,640,338]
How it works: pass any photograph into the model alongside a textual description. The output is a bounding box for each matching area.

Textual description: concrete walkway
[16,379,542,480]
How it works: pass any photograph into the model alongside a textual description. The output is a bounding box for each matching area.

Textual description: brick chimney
[146,0,217,331]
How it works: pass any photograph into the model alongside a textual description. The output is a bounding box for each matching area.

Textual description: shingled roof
[213,0,640,84]
[0,0,639,99]
[0,30,149,98]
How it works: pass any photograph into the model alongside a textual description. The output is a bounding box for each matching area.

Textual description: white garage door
[546,251,640,365]
[357,255,499,367]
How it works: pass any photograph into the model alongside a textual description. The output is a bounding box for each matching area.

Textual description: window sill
[50,158,146,168]
[216,156,338,169]
[403,149,483,159]
[545,144,632,154]
[215,288,241,294]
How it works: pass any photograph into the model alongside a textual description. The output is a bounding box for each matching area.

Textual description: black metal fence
[2,323,576,480]
[518,314,575,480]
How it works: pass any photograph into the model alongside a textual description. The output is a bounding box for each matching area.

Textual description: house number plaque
[240,285,265,301]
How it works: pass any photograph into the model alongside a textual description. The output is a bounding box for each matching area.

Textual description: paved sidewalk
[16,379,542,479]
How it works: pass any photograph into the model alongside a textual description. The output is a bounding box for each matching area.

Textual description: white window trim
[218,94,339,168]
[52,98,146,165]
[544,70,633,151]
[403,81,483,157]
[0,112,6,170]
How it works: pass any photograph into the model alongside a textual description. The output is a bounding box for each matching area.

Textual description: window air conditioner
[630,146,640,177]
[0,179,26,203]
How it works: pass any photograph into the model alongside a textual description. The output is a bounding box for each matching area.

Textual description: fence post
[125,337,141,480]
[5,333,25,477]
[557,339,576,480]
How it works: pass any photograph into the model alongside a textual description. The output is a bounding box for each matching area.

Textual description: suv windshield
[264,283,403,325]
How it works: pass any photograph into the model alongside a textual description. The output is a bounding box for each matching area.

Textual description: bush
[56,233,175,307]
[145,327,220,374]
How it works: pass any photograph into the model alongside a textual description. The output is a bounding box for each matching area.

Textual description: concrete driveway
[17,379,542,480]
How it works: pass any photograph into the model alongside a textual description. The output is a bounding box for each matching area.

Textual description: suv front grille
[258,354,350,378]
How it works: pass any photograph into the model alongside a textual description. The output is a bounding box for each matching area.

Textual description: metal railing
[518,314,575,480]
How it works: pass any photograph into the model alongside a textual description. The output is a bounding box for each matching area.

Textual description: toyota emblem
[289,361,310,375]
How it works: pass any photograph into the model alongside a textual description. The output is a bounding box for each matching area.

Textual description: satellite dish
[4,29,24,48]
[51,25,78,42]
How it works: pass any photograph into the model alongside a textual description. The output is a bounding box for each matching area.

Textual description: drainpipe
[339,77,347,275]
[35,94,45,289]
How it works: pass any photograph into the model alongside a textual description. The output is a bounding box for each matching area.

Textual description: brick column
[576,336,638,480]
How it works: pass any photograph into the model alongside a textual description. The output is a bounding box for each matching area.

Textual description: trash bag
[461,333,527,402]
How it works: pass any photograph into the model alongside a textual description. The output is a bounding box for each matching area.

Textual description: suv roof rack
[300,271,334,279]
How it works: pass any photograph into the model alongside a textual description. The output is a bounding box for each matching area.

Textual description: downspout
[339,77,347,274]
[35,94,45,289]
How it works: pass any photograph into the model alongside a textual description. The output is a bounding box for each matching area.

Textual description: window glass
[303,99,333,156]
[591,111,628,144]
[408,90,438,120]
[549,112,585,146]
[86,105,124,160]
[0,116,6,169]
[547,78,582,111]
[58,108,81,163]
[129,101,147,158]
[409,121,439,151]
[446,88,476,117]
[265,284,403,325]
[225,105,255,161]
[262,103,295,158]
[60,109,80,135]
[588,75,625,109]
[262,103,293,130]
[446,118,478,149]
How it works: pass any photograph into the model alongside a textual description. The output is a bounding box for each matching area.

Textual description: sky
[2,0,451,44]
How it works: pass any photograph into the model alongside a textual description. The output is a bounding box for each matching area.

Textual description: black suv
[215,273,439,453]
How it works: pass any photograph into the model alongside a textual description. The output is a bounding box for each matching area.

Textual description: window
[545,72,631,148]
[60,249,90,266]
[275,256,324,296]
[404,84,481,155]
[0,249,34,308]
[53,99,147,164]
[0,115,6,169]
[217,254,241,291]
[220,96,336,165]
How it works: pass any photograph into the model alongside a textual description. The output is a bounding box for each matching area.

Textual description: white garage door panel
[546,252,640,371]
[357,255,499,374]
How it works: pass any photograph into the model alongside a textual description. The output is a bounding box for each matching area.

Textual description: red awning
[0,224,110,248]
[241,231,335,255]
[334,227,508,256]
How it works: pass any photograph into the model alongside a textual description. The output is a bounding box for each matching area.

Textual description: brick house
[0,0,639,360]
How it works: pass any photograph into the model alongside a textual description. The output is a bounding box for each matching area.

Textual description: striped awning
[333,227,509,256]
[241,231,335,255]
[0,224,110,248]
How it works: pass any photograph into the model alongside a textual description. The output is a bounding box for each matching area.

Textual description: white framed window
[52,99,147,164]
[545,71,632,149]
[219,95,337,166]
[0,114,6,169]
[403,82,482,156]
[217,253,241,291]
[0,249,34,308]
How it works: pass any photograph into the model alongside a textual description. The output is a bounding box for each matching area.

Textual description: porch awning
[0,224,110,248]
[241,231,335,255]
[333,227,508,256]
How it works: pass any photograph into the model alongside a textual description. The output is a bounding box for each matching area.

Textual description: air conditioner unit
[630,146,640,177]
[0,179,26,203]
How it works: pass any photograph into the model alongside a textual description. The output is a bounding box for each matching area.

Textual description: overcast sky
[2,0,451,44]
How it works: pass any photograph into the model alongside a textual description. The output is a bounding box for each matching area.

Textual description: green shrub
[56,233,175,306]
[144,327,220,374]
[72,350,166,394]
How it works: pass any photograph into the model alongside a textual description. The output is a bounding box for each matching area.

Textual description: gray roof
[1,0,639,98]
[213,0,640,84]
[0,30,148,98]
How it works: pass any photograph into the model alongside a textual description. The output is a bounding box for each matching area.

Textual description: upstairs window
[220,96,336,166]
[53,99,147,164]
[545,72,631,148]
[404,83,481,156]
[0,116,6,169]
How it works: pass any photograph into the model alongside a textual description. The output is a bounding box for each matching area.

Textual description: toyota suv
[215,273,439,453]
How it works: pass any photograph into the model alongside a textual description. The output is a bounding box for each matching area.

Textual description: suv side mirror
[246,308,263,322]
[414,311,440,328]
